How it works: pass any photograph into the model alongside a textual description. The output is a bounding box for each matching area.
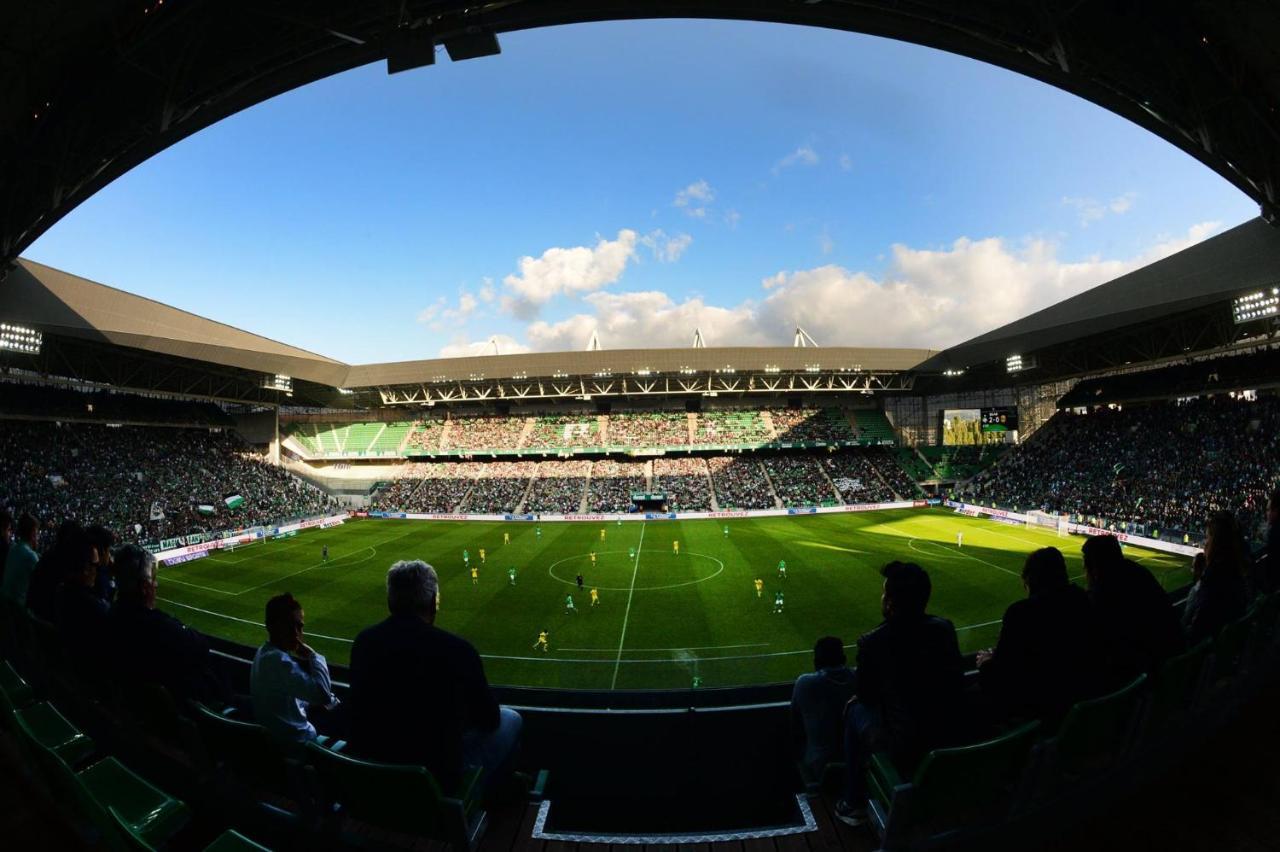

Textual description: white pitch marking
[560,643,770,653]
[610,522,645,689]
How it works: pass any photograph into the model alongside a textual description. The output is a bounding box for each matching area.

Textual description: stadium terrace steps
[756,459,784,509]
[814,455,845,505]
[850,408,896,444]
[516,417,536,449]
[760,409,779,440]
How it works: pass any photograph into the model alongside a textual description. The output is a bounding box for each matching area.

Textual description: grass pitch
[157,509,1192,691]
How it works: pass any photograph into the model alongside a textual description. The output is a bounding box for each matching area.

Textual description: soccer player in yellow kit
[590,551,597,567]
[480,548,486,564]
[590,588,600,607]
[673,540,680,556]
[754,578,764,598]
[504,532,510,545]
[533,630,549,652]
[470,566,479,584]
[600,527,606,542]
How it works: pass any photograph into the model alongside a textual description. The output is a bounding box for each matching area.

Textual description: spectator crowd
[0,421,335,547]
[967,396,1280,541]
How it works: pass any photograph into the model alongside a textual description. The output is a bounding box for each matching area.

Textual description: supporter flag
[197,504,216,516]
[149,501,165,521]
[223,493,245,510]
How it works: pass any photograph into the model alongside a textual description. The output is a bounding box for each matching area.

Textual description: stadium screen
[980,406,1019,433]
[940,409,981,446]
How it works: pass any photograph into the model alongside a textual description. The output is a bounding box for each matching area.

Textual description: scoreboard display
[980,407,1018,433]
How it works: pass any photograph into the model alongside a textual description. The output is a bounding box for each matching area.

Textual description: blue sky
[24,19,1257,363]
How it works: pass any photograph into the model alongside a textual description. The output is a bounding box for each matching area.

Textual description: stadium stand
[606,413,689,448]
[708,456,776,510]
[696,411,771,446]
[822,452,896,503]
[967,395,1280,542]
[460,461,535,513]
[523,460,590,513]
[762,455,839,507]
[585,459,648,512]
[525,414,600,449]
[0,421,334,546]
[850,409,896,444]
[769,408,855,444]
[652,457,713,511]
[445,415,528,452]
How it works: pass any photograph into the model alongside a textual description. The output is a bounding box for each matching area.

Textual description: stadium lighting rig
[263,374,293,395]
[1006,354,1030,374]
[1232,287,1280,324]
[0,323,41,354]
[943,368,966,377]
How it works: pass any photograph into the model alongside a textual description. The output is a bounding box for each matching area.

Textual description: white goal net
[1026,509,1071,536]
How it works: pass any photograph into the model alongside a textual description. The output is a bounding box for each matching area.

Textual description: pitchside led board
[980,407,1019,433]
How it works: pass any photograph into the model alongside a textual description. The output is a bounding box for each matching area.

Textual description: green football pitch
[156,509,1193,691]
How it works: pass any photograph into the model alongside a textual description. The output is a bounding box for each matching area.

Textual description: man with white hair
[348,560,522,797]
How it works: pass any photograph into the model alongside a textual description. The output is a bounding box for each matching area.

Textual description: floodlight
[0,323,42,354]
[1006,354,1024,373]
[943,368,965,377]
[1232,286,1280,324]
[263,374,293,394]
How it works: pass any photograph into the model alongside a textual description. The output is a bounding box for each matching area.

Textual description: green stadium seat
[202,828,274,852]
[191,703,294,796]
[1144,641,1210,738]
[15,708,190,850]
[12,700,96,766]
[303,740,487,851]
[0,657,34,706]
[109,807,273,852]
[865,720,1040,850]
[1037,673,1147,793]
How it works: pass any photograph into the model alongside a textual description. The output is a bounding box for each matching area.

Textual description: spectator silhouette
[54,534,110,673]
[1183,512,1250,644]
[86,525,116,602]
[838,561,965,827]
[1,513,39,605]
[349,560,522,797]
[0,509,11,588]
[978,547,1108,724]
[791,636,857,783]
[1253,489,1279,594]
[26,520,85,621]
[1082,534,1185,678]
[108,544,231,705]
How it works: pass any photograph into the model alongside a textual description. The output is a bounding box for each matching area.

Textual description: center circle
[547,549,725,591]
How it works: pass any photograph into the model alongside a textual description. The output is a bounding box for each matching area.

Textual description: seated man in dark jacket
[54,537,111,667]
[1082,534,1184,679]
[838,561,965,826]
[349,560,521,797]
[978,547,1108,724]
[107,545,230,705]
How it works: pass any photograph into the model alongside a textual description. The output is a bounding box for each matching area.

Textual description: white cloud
[501,229,639,319]
[437,334,532,359]
[478,278,496,303]
[724,209,741,229]
[472,221,1221,353]
[839,153,853,172]
[640,230,694,263]
[773,145,820,175]
[526,291,768,352]
[674,180,715,219]
[1062,192,1137,226]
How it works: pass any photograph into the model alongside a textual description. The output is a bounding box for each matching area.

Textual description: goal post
[1026,509,1071,536]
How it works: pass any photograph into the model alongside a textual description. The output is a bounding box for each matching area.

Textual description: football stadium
[3,4,1280,851]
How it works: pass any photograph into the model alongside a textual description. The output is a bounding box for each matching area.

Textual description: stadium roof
[3,1,1280,268]
[921,218,1280,382]
[2,258,933,405]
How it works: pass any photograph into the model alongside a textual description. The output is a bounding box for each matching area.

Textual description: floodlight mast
[793,327,819,347]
